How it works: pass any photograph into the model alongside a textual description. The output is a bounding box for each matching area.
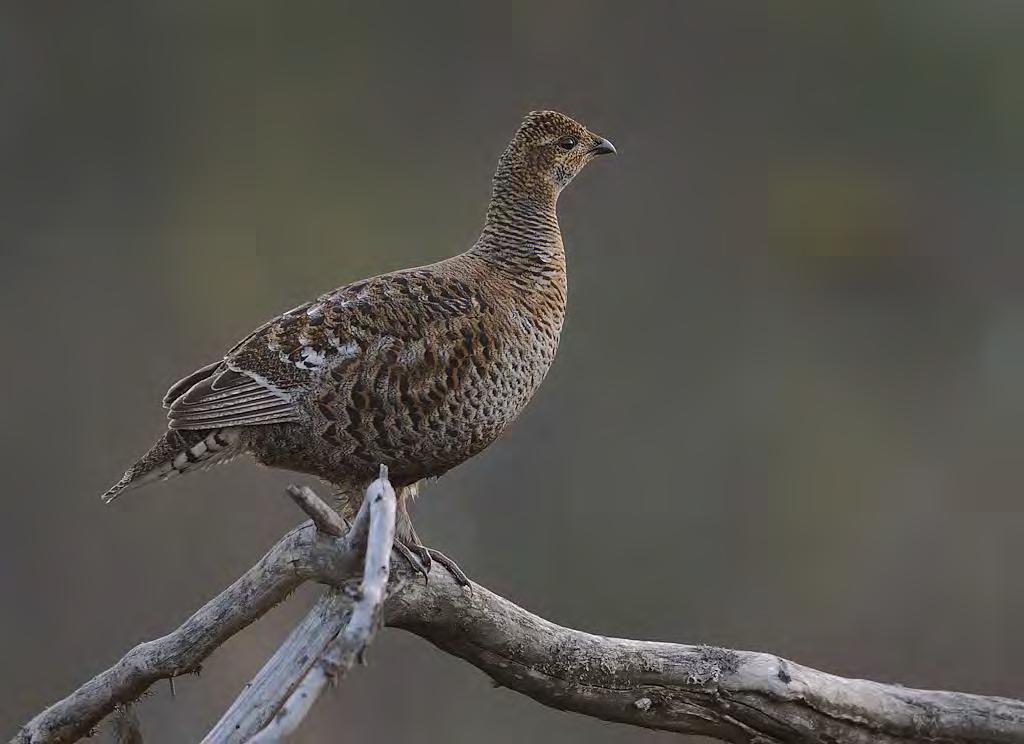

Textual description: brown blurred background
[2,2,1023,742]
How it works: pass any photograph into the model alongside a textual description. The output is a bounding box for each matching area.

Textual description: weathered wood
[203,481,376,743]
[201,590,352,744]
[285,485,348,538]
[10,522,364,744]
[247,467,397,743]
[11,474,1024,744]
[389,572,1024,743]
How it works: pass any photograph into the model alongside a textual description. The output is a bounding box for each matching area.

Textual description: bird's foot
[423,546,471,587]
[393,540,471,587]
[392,541,430,579]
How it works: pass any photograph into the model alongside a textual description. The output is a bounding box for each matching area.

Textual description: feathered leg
[394,484,469,586]
[333,482,442,581]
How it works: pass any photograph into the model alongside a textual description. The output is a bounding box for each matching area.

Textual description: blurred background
[2,2,1023,742]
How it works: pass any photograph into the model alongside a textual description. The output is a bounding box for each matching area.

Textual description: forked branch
[10,472,1024,744]
[247,469,397,743]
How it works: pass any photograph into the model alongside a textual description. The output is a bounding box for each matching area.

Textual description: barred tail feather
[101,428,242,503]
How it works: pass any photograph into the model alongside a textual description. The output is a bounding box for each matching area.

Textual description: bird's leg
[422,546,471,587]
[395,487,470,587]
[392,539,430,579]
[393,514,431,581]
[335,485,429,577]
[332,486,357,530]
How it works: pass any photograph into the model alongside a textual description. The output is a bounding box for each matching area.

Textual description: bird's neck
[471,169,565,279]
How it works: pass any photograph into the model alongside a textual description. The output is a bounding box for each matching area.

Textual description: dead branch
[10,515,366,744]
[247,467,396,743]
[201,590,353,744]
[10,471,1024,744]
[387,572,1024,743]
[285,485,348,538]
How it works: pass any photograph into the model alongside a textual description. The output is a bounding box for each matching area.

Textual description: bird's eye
[557,136,578,151]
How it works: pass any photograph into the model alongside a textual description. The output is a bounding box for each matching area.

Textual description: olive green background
[2,2,1023,742]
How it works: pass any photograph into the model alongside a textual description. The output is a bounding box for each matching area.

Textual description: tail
[101,428,242,503]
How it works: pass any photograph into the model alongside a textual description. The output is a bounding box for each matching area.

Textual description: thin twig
[248,465,397,743]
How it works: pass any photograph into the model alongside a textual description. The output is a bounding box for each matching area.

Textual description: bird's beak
[589,136,617,156]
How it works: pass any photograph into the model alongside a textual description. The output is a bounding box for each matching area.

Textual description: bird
[102,110,616,583]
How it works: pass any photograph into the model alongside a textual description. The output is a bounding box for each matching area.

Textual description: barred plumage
[102,111,615,575]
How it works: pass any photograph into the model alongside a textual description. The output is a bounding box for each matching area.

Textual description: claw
[424,548,471,587]
[392,499,469,586]
[393,542,470,587]
[393,541,430,580]
[412,544,433,580]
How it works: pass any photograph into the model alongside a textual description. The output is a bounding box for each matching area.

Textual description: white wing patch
[295,346,328,369]
[284,338,360,371]
[334,341,359,357]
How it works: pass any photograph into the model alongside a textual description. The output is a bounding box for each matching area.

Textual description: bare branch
[285,485,347,537]
[343,465,397,660]
[200,589,353,744]
[10,521,364,744]
[202,484,365,742]
[388,570,1024,743]
[247,466,397,743]
[11,474,1024,744]
[206,469,396,743]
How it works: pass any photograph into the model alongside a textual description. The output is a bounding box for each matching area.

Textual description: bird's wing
[167,364,301,429]
[162,360,222,408]
[166,268,485,431]
[164,300,315,430]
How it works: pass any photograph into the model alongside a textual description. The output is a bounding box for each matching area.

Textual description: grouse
[102,111,616,581]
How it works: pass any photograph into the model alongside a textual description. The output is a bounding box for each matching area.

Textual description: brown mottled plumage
[102,111,615,578]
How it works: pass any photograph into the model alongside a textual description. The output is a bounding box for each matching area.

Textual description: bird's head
[495,110,616,199]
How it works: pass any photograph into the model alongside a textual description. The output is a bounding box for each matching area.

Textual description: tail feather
[101,428,242,503]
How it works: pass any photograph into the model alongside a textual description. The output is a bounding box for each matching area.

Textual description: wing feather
[164,269,484,433]
[167,365,300,430]
[162,360,221,408]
